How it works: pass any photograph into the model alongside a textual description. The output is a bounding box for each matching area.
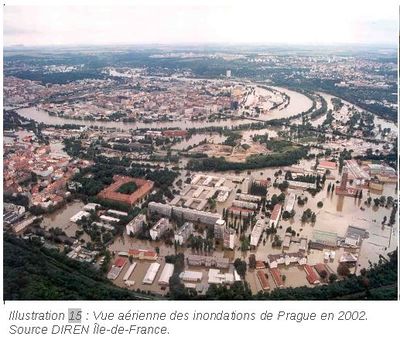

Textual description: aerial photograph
[2,2,398,300]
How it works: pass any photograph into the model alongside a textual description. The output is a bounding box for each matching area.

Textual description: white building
[83,203,100,212]
[100,215,120,224]
[250,219,264,247]
[208,269,234,285]
[158,263,174,285]
[123,263,137,281]
[142,263,161,284]
[107,209,128,217]
[126,214,146,236]
[150,218,170,241]
[174,222,194,245]
[267,252,307,268]
[284,193,296,213]
[70,211,90,223]
[179,271,203,282]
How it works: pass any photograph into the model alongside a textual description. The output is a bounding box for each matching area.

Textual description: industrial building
[158,263,175,285]
[123,263,137,281]
[143,262,161,284]
[179,271,203,282]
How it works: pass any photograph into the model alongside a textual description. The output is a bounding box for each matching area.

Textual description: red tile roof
[314,263,328,277]
[270,204,282,220]
[319,160,337,169]
[256,261,265,269]
[114,258,126,268]
[256,270,270,291]
[270,268,284,287]
[97,175,154,206]
[304,265,320,284]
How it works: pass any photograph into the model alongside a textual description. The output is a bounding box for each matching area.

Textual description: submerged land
[3,45,398,299]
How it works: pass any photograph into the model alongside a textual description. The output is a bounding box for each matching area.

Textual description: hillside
[3,234,141,300]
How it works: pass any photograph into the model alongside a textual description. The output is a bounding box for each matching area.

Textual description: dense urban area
[3,45,398,300]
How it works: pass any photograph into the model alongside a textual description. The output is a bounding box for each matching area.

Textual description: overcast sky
[3,0,399,47]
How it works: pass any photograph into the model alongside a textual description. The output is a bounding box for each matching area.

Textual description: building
[123,263,137,281]
[187,255,229,269]
[126,214,146,236]
[83,203,100,212]
[317,160,337,171]
[223,228,236,250]
[100,215,120,224]
[107,209,128,217]
[343,226,368,247]
[148,202,221,226]
[270,268,284,288]
[282,233,291,249]
[97,175,154,206]
[232,200,258,210]
[339,252,358,263]
[287,180,317,190]
[284,193,296,213]
[312,230,338,248]
[158,263,175,285]
[241,177,253,194]
[304,265,320,285]
[208,269,234,285]
[70,210,90,223]
[226,70,232,78]
[267,252,307,268]
[314,263,329,278]
[256,271,270,291]
[250,219,264,247]
[179,271,203,282]
[174,222,194,245]
[127,248,158,261]
[335,169,358,197]
[143,262,161,284]
[150,218,170,241]
[269,204,282,227]
[299,237,308,252]
[236,193,261,202]
[107,258,126,280]
[214,219,226,240]
[345,160,370,183]
[148,202,172,217]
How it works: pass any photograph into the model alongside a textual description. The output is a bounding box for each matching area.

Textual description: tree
[328,273,338,283]
[317,201,323,208]
[319,270,328,280]
[337,263,350,277]
[234,259,247,278]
